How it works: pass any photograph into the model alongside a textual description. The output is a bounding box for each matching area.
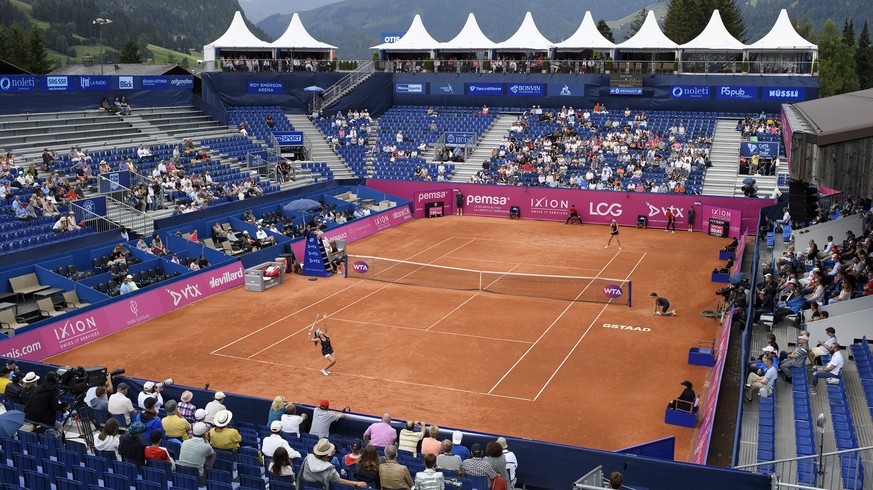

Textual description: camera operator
[24,371,68,430]
[138,381,165,410]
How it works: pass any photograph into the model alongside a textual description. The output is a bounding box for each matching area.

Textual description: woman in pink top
[420,425,442,456]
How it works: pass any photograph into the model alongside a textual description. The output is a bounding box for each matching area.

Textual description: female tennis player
[605,219,622,249]
[650,292,677,316]
[308,313,337,376]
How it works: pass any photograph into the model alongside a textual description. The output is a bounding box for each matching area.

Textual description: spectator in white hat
[496,437,518,488]
[452,431,470,460]
[209,409,241,450]
[137,381,163,410]
[262,420,301,458]
[204,391,226,424]
[178,422,215,483]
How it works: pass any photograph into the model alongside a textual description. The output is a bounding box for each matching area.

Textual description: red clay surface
[48,216,732,461]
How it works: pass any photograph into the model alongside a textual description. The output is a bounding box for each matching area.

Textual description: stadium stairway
[703,119,779,199]
[285,113,357,179]
[450,112,517,182]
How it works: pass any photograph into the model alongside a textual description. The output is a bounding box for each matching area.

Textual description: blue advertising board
[141,76,169,90]
[467,82,503,96]
[548,83,585,97]
[740,141,780,158]
[394,83,425,94]
[507,83,544,96]
[273,131,304,146]
[78,76,111,91]
[444,132,475,147]
[168,76,194,89]
[116,76,136,90]
[0,75,37,93]
[99,171,132,193]
[761,87,806,101]
[432,82,463,96]
[379,32,405,44]
[670,85,711,99]
[715,85,758,100]
[42,76,75,92]
[72,196,107,220]
[247,81,284,94]
[609,87,643,96]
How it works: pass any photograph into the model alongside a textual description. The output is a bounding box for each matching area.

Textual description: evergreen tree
[627,9,647,40]
[664,0,746,44]
[119,37,141,63]
[26,26,53,74]
[843,19,855,45]
[0,27,8,62]
[7,25,27,68]
[818,19,859,97]
[596,19,614,43]
[856,22,873,89]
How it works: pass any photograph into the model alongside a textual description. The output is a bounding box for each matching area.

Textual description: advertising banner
[548,83,585,97]
[273,131,304,146]
[692,308,733,463]
[367,180,769,234]
[444,132,475,147]
[413,189,454,218]
[608,87,643,96]
[394,83,424,94]
[72,196,107,219]
[291,206,413,258]
[507,83,544,96]
[466,82,503,96]
[0,262,245,361]
[762,87,806,101]
[140,76,169,90]
[701,205,742,239]
[0,75,37,93]
[168,76,194,89]
[78,76,111,91]
[42,76,74,92]
[378,32,405,44]
[247,81,284,94]
[117,76,135,90]
[740,141,779,159]
[433,82,462,96]
[670,85,711,99]
[715,85,758,100]
[99,171,132,193]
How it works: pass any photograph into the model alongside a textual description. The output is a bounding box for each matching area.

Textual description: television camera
[56,366,125,396]
[716,278,750,309]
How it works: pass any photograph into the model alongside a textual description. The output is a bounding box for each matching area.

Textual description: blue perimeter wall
[201,72,818,117]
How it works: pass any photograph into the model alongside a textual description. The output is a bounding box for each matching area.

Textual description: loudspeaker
[788,180,817,225]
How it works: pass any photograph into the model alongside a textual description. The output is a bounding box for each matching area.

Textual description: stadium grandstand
[1,6,872,490]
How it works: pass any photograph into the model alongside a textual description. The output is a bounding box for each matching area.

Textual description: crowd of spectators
[220,56,333,73]
[469,105,709,194]
[737,112,783,176]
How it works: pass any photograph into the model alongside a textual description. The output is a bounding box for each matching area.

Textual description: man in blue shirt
[119,275,136,294]
[14,202,29,220]
[745,355,777,401]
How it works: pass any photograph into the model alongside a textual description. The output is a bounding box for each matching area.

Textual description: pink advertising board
[0,262,245,361]
[369,180,771,234]
[701,205,742,239]
[291,205,413,258]
[692,308,733,464]
[413,189,455,218]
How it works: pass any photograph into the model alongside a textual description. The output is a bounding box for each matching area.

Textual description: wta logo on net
[352,261,369,273]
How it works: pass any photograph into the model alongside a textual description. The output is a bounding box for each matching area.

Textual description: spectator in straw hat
[300,438,366,488]
[262,420,301,458]
[178,422,215,483]
[178,390,197,423]
[209,410,241,450]
[496,437,518,488]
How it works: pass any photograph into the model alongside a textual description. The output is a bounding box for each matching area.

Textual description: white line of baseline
[333,317,531,344]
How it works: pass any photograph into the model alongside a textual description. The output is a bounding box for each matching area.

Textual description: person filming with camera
[138,379,172,410]
[24,371,69,432]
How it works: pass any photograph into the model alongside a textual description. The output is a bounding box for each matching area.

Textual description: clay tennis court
[47,216,732,461]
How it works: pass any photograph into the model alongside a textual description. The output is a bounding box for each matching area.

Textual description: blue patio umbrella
[304,86,324,92]
[0,410,24,439]
[283,198,321,214]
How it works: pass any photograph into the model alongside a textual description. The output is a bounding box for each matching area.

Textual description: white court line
[444,256,601,273]
[210,236,457,355]
[532,252,648,401]
[486,250,624,394]
[211,351,534,402]
[245,238,476,359]
[425,263,521,332]
[334,317,531,344]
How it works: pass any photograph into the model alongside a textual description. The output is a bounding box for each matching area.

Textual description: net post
[478,271,482,292]
[627,280,632,307]
[343,255,348,278]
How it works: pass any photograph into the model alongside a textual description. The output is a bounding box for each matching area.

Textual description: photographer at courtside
[24,371,68,431]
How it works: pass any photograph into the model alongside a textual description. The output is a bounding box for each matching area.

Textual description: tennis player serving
[309,313,337,376]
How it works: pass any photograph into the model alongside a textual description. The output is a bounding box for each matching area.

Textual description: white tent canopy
[496,12,552,51]
[553,11,616,50]
[749,9,817,50]
[271,13,337,50]
[371,14,440,51]
[617,10,678,50]
[680,10,746,50]
[440,13,496,51]
[203,11,271,62]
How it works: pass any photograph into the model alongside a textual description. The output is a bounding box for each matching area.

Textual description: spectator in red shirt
[145,429,175,470]
[864,271,873,296]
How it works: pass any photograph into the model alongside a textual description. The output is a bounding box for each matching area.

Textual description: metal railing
[734,445,873,489]
[104,194,154,237]
[97,174,165,213]
[433,132,477,164]
[203,58,335,73]
[308,61,375,114]
[69,201,118,233]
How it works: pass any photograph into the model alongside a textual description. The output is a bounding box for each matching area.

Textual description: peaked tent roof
[749,9,817,50]
[553,11,616,50]
[271,13,337,50]
[371,14,440,51]
[617,10,677,50]
[204,11,271,50]
[440,13,497,51]
[680,10,746,50]
[496,12,552,51]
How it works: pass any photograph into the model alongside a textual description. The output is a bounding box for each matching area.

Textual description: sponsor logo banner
[394,83,424,94]
[413,189,453,218]
[548,83,585,97]
[72,196,107,219]
[379,32,405,44]
[466,82,503,96]
[247,81,284,94]
[141,76,169,90]
[507,83,544,96]
[716,85,758,100]
[740,141,779,159]
[117,76,135,90]
[273,131,304,146]
[762,87,805,101]
[435,82,462,95]
[670,85,710,99]
[42,76,73,92]
[0,75,37,93]
[608,87,643,96]
[79,76,110,91]
[169,76,194,88]
[702,205,742,239]
[444,132,475,147]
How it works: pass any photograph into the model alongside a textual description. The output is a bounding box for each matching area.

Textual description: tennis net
[344,255,632,306]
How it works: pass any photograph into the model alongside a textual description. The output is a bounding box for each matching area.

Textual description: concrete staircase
[286,114,356,180]
[703,119,779,198]
[450,113,517,182]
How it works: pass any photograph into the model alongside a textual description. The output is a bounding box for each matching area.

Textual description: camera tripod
[59,394,96,452]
